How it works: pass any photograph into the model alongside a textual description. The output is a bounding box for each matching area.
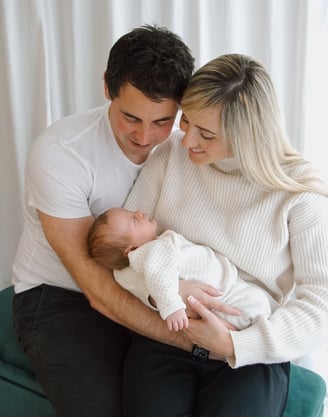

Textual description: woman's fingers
[187,295,211,318]
[185,295,235,358]
[187,295,238,330]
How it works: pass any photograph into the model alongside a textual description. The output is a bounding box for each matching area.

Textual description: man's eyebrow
[154,116,175,122]
[121,110,141,120]
[121,110,174,123]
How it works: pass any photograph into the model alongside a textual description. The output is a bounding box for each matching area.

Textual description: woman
[122,53,328,417]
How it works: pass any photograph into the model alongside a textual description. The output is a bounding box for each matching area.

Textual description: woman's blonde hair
[181,53,328,195]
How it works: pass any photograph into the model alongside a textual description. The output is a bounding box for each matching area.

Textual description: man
[12,25,195,417]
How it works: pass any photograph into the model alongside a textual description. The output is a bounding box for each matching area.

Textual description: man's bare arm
[38,211,191,350]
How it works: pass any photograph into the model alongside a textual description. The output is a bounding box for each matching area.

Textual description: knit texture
[127,230,271,327]
[125,131,328,368]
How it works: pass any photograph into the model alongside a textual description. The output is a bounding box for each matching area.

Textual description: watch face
[191,345,209,362]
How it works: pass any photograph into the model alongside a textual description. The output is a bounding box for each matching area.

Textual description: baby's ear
[123,245,137,256]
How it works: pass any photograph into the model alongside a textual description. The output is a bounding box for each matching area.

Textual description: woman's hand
[184,295,235,360]
[179,279,241,319]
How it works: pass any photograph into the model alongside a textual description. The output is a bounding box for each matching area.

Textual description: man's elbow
[86,291,112,318]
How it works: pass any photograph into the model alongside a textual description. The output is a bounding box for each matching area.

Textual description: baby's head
[87,207,157,270]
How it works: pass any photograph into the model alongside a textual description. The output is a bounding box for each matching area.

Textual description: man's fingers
[208,298,241,316]
[197,283,223,297]
[217,318,237,331]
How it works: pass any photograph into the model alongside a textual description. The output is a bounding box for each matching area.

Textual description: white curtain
[0,0,327,280]
[1,0,327,288]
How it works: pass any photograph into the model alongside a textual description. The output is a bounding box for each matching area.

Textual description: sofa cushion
[0,286,45,396]
[284,364,326,417]
[0,377,55,417]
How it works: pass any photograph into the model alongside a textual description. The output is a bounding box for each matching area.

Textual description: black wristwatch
[191,344,209,362]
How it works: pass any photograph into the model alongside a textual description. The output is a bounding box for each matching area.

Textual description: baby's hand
[166,309,189,331]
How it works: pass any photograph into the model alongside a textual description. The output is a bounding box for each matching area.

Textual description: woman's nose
[182,130,197,148]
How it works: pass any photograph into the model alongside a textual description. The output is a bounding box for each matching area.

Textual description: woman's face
[179,106,233,165]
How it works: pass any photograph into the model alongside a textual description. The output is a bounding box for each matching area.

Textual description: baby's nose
[135,210,143,218]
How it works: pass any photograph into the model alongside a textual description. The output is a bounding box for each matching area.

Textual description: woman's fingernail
[187,295,196,304]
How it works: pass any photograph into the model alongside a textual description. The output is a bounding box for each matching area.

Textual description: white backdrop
[1,0,328,399]
[1,0,327,287]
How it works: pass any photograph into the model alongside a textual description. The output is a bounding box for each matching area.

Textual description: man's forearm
[38,212,191,351]
[85,261,191,351]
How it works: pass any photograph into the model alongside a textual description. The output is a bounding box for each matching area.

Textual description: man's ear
[104,74,111,100]
[123,245,137,256]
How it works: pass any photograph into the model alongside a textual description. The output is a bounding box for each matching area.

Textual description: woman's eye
[201,132,215,140]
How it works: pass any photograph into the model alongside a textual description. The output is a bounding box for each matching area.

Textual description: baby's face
[109,208,157,247]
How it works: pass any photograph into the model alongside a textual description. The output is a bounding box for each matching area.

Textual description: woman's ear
[123,245,137,256]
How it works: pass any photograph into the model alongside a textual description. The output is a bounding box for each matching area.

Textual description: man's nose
[135,125,153,144]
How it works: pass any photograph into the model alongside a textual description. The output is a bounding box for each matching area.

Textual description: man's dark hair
[104,24,194,102]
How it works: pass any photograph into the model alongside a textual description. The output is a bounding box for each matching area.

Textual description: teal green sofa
[0,285,326,417]
[0,286,56,417]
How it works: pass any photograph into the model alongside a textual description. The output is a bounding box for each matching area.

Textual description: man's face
[106,83,178,164]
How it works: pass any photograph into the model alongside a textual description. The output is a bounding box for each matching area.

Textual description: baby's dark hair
[87,211,129,270]
[104,24,194,102]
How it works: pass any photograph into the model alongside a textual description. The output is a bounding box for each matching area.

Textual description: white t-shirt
[12,104,143,293]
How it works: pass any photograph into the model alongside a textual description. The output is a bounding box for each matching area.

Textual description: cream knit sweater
[125,131,328,368]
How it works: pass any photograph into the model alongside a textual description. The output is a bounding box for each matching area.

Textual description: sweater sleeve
[229,194,328,368]
[129,234,186,320]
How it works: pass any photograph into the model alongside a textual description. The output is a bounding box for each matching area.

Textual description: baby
[87,207,273,331]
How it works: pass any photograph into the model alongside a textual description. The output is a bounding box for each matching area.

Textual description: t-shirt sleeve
[26,135,93,218]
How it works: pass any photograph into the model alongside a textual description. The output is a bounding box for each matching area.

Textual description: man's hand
[179,279,240,320]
